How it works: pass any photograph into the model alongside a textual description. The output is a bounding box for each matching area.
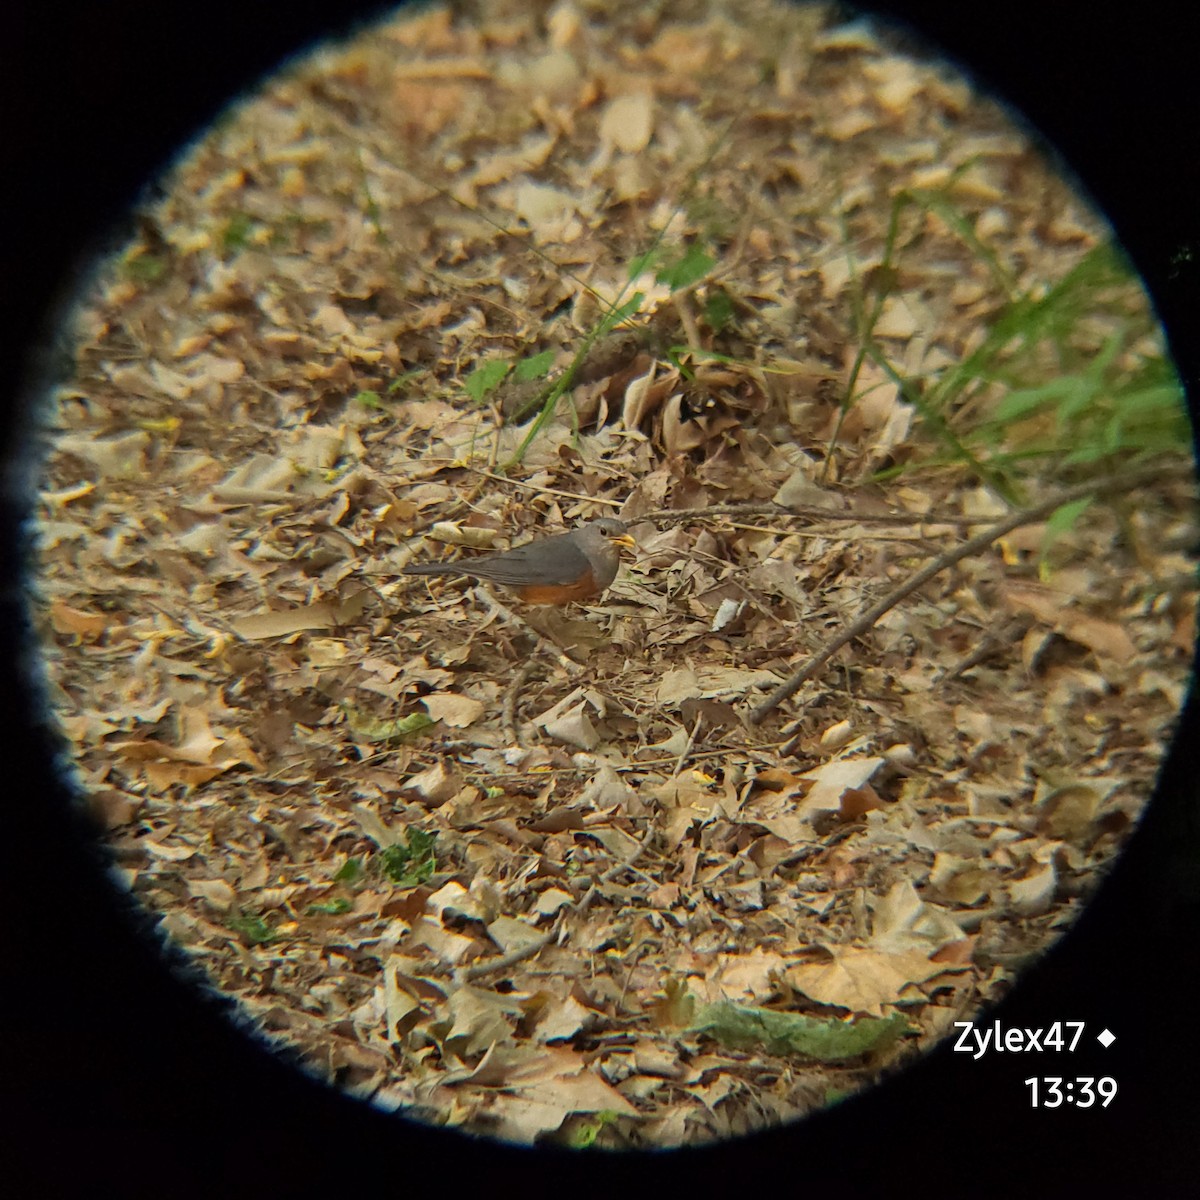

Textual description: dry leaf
[421,692,485,728]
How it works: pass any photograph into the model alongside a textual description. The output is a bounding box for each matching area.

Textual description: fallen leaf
[786,945,951,1016]
[1004,584,1137,663]
[538,704,599,750]
[599,90,654,154]
[231,591,368,639]
[797,756,885,815]
[421,692,485,728]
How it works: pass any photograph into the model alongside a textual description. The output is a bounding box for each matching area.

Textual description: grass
[843,185,1190,506]
[338,104,748,470]
[368,124,1188,504]
[121,119,1191,517]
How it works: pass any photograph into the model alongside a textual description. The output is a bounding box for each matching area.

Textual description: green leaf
[991,378,1079,423]
[627,248,662,279]
[334,857,363,883]
[560,1111,622,1149]
[228,913,276,945]
[354,389,383,410]
[689,1001,911,1061]
[379,829,438,887]
[703,288,734,332]
[122,252,167,284]
[1044,496,1094,541]
[463,358,512,403]
[340,703,435,743]
[387,369,423,396]
[656,243,716,291]
[220,212,254,254]
[597,293,644,336]
[306,897,353,915]
[513,349,556,382]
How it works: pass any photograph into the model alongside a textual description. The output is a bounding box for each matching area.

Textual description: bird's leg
[472,586,582,676]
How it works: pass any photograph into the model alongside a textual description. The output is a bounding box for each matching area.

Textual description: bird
[401,518,635,605]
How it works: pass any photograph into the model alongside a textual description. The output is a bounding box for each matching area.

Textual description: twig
[935,614,1034,682]
[629,745,776,768]
[640,499,993,527]
[459,929,556,982]
[720,519,944,548]
[462,466,625,509]
[671,715,704,777]
[748,462,1195,724]
[358,743,778,776]
[501,659,536,746]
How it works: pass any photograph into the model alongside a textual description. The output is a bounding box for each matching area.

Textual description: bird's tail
[400,563,462,577]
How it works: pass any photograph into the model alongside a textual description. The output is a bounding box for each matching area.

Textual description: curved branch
[748,461,1195,724]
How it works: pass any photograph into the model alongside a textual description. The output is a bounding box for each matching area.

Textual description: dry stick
[748,462,1196,725]
[460,928,556,983]
[722,519,944,548]
[671,715,705,778]
[640,500,991,528]
[501,658,536,746]
[936,613,1034,682]
[439,744,778,779]
[463,466,625,509]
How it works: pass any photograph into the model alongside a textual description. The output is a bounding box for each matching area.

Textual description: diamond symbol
[1097,1028,1116,1048]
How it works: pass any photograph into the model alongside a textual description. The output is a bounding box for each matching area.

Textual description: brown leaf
[1003,584,1137,663]
[231,591,368,640]
[402,760,465,806]
[421,692,484,728]
[797,756,885,816]
[49,601,110,641]
[786,945,950,1016]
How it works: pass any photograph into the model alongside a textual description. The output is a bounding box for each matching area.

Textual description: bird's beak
[613,534,636,551]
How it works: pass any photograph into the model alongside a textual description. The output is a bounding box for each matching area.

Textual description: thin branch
[462,466,625,509]
[501,659,536,746]
[671,715,705,778]
[460,836,651,982]
[639,499,995,528]
[935,614,1034,682]
[459,929,556,982]
[748,461,1196,724]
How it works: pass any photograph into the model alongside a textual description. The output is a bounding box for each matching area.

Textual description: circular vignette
[2,0,1200,1185]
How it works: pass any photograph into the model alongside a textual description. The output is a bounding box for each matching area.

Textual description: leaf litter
[33,0,1196,1148]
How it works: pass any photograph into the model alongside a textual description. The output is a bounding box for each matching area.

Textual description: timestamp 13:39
[1025,1077,1117,1108]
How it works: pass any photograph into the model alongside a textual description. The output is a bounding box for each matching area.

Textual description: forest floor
[36,0,1196,1147]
